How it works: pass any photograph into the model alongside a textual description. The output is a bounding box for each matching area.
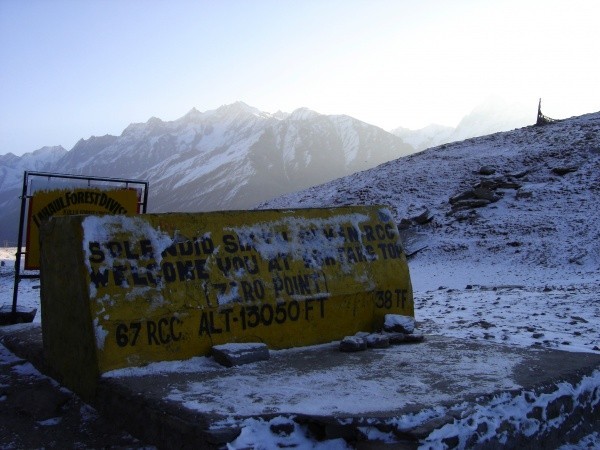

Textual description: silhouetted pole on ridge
[536,98,556,126]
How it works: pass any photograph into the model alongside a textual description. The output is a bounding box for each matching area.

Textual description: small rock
[479,166,496,175]
[383,314,415,334]
[398,218,413,230]
[402,332,425,343]
[449,190,475,205]
[451,198,491,211]
[452,210,480,222]
[412,208,433,225]
[516,189,533,199]
[270,420,295,436]
[365,333,390,348]
[552,166,577,176]
[339,336,367,352]
[386,332,407,344]
[510,170,530,179]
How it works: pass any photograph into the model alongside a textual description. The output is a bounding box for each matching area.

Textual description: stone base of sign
[211,343,270,367]
[2,325,599,449]
[0,305,37,326]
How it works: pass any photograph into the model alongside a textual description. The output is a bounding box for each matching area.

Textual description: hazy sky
[1,0,599,156]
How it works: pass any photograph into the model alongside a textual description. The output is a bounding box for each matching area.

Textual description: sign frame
[10,171,149,320]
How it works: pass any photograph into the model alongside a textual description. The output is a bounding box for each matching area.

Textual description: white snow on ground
[1,112,600,448]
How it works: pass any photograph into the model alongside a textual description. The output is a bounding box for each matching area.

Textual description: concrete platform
[1,324,599,449]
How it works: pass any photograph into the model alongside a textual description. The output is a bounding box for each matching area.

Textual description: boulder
[412,208,433,225]
[451,199,492,211]
[473,187,500,202]
[552,166,577,176]
[449,190,475,205]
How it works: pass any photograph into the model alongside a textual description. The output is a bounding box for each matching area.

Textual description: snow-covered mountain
[0,146,67,246]
[0,102,412,243]
[391,123,454,153]
[391,97,535,151]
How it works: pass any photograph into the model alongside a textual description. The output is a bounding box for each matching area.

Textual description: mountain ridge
[0,103,412,243]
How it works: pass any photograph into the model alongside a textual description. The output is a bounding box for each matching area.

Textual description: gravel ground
[0,343,153,449]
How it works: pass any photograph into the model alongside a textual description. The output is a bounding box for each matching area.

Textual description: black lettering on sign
[267,256,290,272]
[88,242,105,263]
[130,266,148,286]
[198,311,223,336]
[241,279,265,302]
[375,289,409,309]
[140,239,154,259]
[114,318,182,348]
[345,226,360,242]
[272,272,327,298]
[237,298,326,330]
[323,225,359,242]
[162,236,214,258]
[123,241,139,259]
[89,268,109,288]
[195,298,328,336]
[305,298,313,320]
[147,317,183,345]
[222,233,254,254]
[362,225,376,242]
[114,321,141,347]
[377,243,403,260]
[338,245,370,264]
[216,255,259,276]
[220,308,233,332]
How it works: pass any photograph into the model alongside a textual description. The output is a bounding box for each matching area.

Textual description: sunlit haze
[1,0,599,156]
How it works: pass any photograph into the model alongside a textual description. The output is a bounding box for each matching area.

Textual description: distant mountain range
[391,97,535,151]
[0,98,542,244]
[1,102,413,243]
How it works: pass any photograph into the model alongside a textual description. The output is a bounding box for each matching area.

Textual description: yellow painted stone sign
[40,206,413,394]
[26,188,139,269]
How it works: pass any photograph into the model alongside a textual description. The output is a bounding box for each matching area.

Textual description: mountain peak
[147,116,164,126]
[215,101,260,116]
[290,107,320,121]
[273,110,290,120]
[179,107,203,122]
